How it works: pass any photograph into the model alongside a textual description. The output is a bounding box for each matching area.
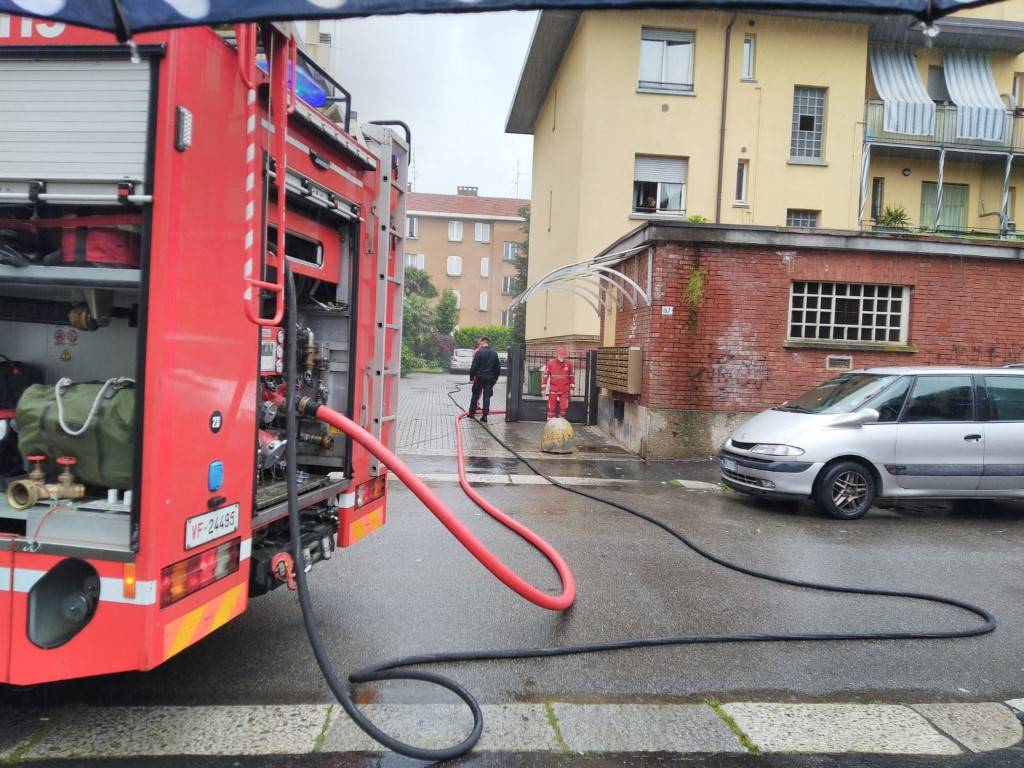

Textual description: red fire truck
[0,16,407,684]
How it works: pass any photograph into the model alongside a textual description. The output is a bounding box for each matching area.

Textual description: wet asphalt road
[5,464,1024,709]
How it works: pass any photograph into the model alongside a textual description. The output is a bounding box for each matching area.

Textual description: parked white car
[720,367,1024,519]
[449,348,475,373]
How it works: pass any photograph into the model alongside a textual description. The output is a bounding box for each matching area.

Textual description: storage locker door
[0,58,152,187]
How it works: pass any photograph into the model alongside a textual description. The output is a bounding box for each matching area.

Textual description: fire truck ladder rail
[362,123,408,475]
[242,26,293,328]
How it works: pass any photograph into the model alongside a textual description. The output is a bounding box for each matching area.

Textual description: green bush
[455,325,515,351]
[401,342,427,376]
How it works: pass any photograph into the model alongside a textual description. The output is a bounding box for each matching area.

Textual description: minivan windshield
[776,374,900,415]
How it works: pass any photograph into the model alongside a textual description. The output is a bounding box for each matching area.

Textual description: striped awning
[942,51,1007,142]
[869,46,935,136]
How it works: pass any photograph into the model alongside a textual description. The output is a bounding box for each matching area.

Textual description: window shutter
[644,28,693,44]
[634,155,687,184]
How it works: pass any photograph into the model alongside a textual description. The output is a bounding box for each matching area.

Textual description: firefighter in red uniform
[542,346,574,420]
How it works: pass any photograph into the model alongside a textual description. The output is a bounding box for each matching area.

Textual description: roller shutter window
[633,155,687,214]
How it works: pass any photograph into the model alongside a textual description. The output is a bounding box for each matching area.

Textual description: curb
[3,700,1021,760]
[415,472,638,486]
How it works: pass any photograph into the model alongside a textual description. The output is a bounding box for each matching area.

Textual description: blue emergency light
[255,57,328,108]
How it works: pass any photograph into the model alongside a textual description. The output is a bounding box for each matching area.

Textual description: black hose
[285,320,996,762]
[284,265,482,761]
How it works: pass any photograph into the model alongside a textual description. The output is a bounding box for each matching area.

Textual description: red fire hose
[307,403,575,611]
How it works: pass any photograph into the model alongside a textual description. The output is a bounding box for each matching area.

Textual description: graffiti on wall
[927,343,1024,366]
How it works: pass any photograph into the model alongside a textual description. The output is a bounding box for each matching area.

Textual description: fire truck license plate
[186,504,240,550]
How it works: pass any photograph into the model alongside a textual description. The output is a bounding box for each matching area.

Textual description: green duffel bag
[16,378,136,489]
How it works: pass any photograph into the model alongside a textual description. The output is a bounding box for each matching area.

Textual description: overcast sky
[331,12,537,200]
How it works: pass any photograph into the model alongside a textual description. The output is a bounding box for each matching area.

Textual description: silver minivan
[719,367,1024,519]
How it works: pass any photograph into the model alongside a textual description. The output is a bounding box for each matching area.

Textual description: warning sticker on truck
[186,504,240,550]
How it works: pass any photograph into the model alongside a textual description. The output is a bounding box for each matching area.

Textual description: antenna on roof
[514,160,526,199]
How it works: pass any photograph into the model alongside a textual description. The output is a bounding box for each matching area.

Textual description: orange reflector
[348,506,385,545]
[123,563,137,600]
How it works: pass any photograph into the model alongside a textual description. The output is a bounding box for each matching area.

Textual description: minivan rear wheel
[813,461,876,520]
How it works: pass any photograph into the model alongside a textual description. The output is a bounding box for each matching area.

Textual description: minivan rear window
[778,373,900,415]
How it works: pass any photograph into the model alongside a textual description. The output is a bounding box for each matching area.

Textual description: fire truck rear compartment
[0,50,155,551]
[0,221,361,556]
[0,272,141,548]
[253,259,356,511]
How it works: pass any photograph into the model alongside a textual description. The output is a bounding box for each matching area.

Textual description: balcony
[865,100,1024,154]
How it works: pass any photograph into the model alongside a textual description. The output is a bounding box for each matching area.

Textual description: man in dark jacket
[468,337,501,422]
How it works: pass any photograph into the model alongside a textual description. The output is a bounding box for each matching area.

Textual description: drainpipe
[714,14,738,224]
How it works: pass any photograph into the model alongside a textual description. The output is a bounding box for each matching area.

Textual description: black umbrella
[0,0,1002,40]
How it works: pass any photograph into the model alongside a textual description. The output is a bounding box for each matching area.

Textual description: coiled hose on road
[283,266,995,762]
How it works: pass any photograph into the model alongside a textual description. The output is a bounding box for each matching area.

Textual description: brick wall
[610,242,1024,416]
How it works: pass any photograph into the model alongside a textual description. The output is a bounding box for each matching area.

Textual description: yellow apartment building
[405,189,528,328]
[507,3,1024,349]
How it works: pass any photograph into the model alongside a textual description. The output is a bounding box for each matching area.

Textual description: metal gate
[505,345,597,423]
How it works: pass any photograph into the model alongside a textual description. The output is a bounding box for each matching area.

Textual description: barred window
[789,282,910,344]
[790,86,826,160]
[786,209,819,227]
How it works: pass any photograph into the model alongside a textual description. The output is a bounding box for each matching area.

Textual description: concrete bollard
[541,417,575,454]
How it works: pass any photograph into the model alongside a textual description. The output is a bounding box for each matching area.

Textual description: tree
[434,289,459,335]
[511,204,530,346]
[404,266,437,298]
[402,293,435,360]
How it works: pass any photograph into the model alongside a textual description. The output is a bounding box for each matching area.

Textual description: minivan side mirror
[829,408,880,428]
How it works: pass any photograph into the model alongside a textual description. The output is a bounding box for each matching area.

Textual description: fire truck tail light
[355,475,386,507]
[160,539,240,608]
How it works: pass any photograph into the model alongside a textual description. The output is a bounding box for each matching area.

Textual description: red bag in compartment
[26,215,142,268]
[59,226,140,268]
